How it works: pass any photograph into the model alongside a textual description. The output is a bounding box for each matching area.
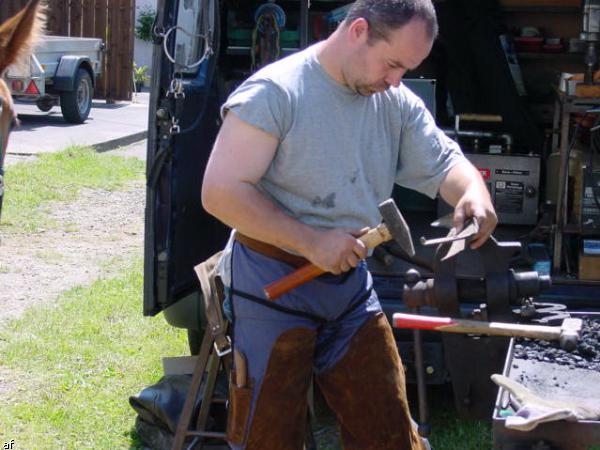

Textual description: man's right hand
[304,228,369,275]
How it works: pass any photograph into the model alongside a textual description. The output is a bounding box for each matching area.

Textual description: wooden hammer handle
[264,264,326,300]
[264,224,392,300]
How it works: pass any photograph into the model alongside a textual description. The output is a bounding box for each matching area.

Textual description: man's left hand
[453,186,497,249]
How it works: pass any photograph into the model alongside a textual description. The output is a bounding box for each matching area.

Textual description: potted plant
[133,63,149,92]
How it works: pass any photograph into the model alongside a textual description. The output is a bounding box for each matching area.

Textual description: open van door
[143,0,229,324]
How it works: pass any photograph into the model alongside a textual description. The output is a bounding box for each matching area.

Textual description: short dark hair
[344,0,438,43]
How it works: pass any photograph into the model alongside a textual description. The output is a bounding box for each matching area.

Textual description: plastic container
[543,38,564,53]
[528,243,551,275]
[227,28,252,46]
[583,239,600,255]
[514,36,544,52]
[280,29,299,48]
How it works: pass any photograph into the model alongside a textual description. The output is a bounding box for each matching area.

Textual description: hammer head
[378,199,415,257]
[559,318,583,352]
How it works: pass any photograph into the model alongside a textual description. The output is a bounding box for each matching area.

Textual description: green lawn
[426,386,492,450]
[313,385,492,450]
[1,145,145,233]
[0,259,188,449]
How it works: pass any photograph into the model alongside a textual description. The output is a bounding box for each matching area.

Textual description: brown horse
[0,0,45,217]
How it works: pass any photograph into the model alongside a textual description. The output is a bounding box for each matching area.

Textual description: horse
[0,0,45,219]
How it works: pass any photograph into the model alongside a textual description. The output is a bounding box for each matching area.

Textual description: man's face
[343,18,433,96]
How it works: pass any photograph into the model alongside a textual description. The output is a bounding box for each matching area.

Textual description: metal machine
[582,0,600,84]
[439,153,541,226]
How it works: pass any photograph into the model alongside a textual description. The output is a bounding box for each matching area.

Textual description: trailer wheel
[60,68,93,123]
[36,96,54,112]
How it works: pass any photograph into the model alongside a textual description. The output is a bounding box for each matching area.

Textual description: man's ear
[346,17,369,45]
[0,0,45,75]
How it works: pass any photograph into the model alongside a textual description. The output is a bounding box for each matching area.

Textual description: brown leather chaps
[231,312,425,450]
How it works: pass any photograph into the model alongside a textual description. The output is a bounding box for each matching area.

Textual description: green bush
[135,7,156,42]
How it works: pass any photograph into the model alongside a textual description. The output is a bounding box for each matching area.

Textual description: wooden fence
[1,0,135,101]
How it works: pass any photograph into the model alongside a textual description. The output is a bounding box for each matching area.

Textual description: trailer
[4,35,103,123]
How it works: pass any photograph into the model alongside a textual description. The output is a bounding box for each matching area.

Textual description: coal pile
[514,319,600,372]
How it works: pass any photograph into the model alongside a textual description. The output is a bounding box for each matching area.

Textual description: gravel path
[0,181,145,324]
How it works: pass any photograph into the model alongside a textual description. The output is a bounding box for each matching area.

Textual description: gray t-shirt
[222,43,466,230]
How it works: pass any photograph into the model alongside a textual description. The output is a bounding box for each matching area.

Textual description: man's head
[339,0,437,96]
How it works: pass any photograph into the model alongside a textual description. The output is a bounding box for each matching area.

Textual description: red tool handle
[264,224,393,300]
[264,263,325,300]
[393,313,456,330]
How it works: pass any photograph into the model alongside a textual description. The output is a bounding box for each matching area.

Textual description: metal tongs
[419,213,480,260]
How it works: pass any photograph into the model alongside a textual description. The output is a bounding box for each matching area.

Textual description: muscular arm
[201,112,367,273]
[439,160,498,248]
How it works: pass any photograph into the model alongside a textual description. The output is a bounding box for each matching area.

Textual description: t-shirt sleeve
[395,91,467,199]
[220,78,292,140]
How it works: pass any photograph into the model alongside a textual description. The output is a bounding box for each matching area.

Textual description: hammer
[392,313,583,351]
[264,199,415,300]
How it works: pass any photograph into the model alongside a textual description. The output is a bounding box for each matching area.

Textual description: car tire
[60,68,93,123]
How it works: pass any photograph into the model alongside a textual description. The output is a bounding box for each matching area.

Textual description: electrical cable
[176,1,221,136]
[146,0,220,190]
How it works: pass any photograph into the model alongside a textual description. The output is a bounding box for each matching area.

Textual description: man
[202,1,497,448]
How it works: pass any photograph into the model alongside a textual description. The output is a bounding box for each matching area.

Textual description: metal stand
[172,326,231,450]
[412,307,430,438]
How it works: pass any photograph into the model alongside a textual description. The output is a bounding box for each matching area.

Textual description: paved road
[5,91,150,165]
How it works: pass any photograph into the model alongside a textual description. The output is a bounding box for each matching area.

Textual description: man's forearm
[438,160,497,247]
[202,181,317,256]
[439,161,488,206]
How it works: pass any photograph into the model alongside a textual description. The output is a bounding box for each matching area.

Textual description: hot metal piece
[420,217,479,248]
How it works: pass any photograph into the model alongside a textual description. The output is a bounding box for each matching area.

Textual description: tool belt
[234,232,309,268]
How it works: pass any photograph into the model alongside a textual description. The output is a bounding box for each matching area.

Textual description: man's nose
[385,69,405,88]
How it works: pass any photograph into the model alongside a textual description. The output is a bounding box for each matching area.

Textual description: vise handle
[264,223,392,300]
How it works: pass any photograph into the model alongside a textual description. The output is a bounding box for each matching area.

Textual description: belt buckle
[214,336,232,357]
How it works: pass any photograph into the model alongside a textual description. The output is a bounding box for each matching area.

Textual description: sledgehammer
[393,313,583,351]
[264,199,415,300]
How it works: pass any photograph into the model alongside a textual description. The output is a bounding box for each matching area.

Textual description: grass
[313,385,492,450]
[0,258,189,449]
[1,145,145,233]
[426,386,492,450]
